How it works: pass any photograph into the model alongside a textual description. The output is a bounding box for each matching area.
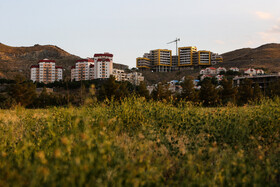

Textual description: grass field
[0,98,279,186]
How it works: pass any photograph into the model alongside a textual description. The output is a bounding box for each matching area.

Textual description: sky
[1,0,280,68]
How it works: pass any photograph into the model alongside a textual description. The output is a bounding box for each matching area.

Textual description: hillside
[0,43,80,79]
[220,43,280,72]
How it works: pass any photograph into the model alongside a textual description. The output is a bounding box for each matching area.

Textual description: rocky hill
[0,43,80,79]
[219,43,280,72]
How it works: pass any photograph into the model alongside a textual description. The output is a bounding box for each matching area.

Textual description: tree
[8,75,37,107]
[199,79,219,106]
[115,82,130,100]
[136,81,150,99]
[98,75,119,101]
[253,83,262,102]
[151,83,172,101]
[220,79,237,105]
[237,78,254,105]
[266,80,280,98]
[180,76,197,102]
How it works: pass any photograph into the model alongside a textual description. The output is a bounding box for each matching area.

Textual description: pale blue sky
[1,0,280,67]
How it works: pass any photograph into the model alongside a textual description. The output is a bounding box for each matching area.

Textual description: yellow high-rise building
[178,47,197,66]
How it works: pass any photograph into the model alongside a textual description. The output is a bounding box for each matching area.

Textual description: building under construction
[136,46,223,72]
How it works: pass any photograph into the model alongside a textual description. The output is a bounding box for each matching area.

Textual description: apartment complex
[71,53,114,81]
[136,49,172,72]
[94,53,113,79]
[137,46,223,72]
[30,59,63,83]
[198,51,211,65]
[112,70,144,85]
[71,59,94,81]
[178,47,197,66]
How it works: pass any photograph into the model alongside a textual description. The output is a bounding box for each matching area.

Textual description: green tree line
[0,75,280,108]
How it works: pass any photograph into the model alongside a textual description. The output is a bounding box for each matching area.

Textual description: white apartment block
[71,53,114,81]
[71,59,94,81]
[94,53,113,79]
[30,59,63,83]
[112,69,145,85]
[126,72,144,85]
[112,69,127,81]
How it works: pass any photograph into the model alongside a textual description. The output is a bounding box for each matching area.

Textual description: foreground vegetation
[0,97,279,186]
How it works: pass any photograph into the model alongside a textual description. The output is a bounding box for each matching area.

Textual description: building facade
[137,46,222,72]
[30,59,63,83]
[94,53,113,79]
[71,53,114,81]
[178,46,197,66]
[71,59,94,81]
[136,49,172,72]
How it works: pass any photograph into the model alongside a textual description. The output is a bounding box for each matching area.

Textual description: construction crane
[167,38,180,56]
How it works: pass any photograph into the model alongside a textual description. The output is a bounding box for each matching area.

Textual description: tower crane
[167,38,180,56]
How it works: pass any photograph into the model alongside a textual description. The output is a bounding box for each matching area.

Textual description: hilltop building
[71,53,114,81]
[72,59,94,81]
[94,53,113,79]
[244,68,265,76]
[178,47,197,67]
[137,49,172,72]
[30,59,63,83]
[137,46,222,72]
[112,69,144,85]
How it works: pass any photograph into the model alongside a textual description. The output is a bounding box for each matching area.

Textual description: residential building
[126,72,144,85]
[71,53,114,81]
[244,68,264,76]
[30,59,63,83]
[200,67,217,75]
[230,67,240,72]
[137,47,222,71]
[72,59,94,81]
[136,57,152,70]
[178,46,197,66]
[198,51,211,65]
[233,74,280,89]
[211,53,223,65]
[216,67,227,74]
[112,69,127,81]
[151,49,172,72]
[244,68,257,75]
[94,53,113,79]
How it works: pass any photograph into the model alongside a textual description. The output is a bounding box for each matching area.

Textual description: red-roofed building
[71,53,114,81]
[30,59,63,83]
[94,53,113,79]
[72,58,95,81]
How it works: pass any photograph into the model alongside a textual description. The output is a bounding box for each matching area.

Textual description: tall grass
[0,97,279,186]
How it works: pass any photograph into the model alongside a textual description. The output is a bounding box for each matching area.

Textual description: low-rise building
[112,69,127,81]
[230,67,239,72]
[126,72,144,85]
[216,67,227,74]
[244,68,265,76]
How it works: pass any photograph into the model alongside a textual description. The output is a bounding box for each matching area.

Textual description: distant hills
[0,42,280,80]
[220,43,280,72]
[0,43,79,79]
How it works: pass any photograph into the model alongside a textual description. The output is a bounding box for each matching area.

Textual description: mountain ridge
[0,43,80,79]
[220,43,280,72]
